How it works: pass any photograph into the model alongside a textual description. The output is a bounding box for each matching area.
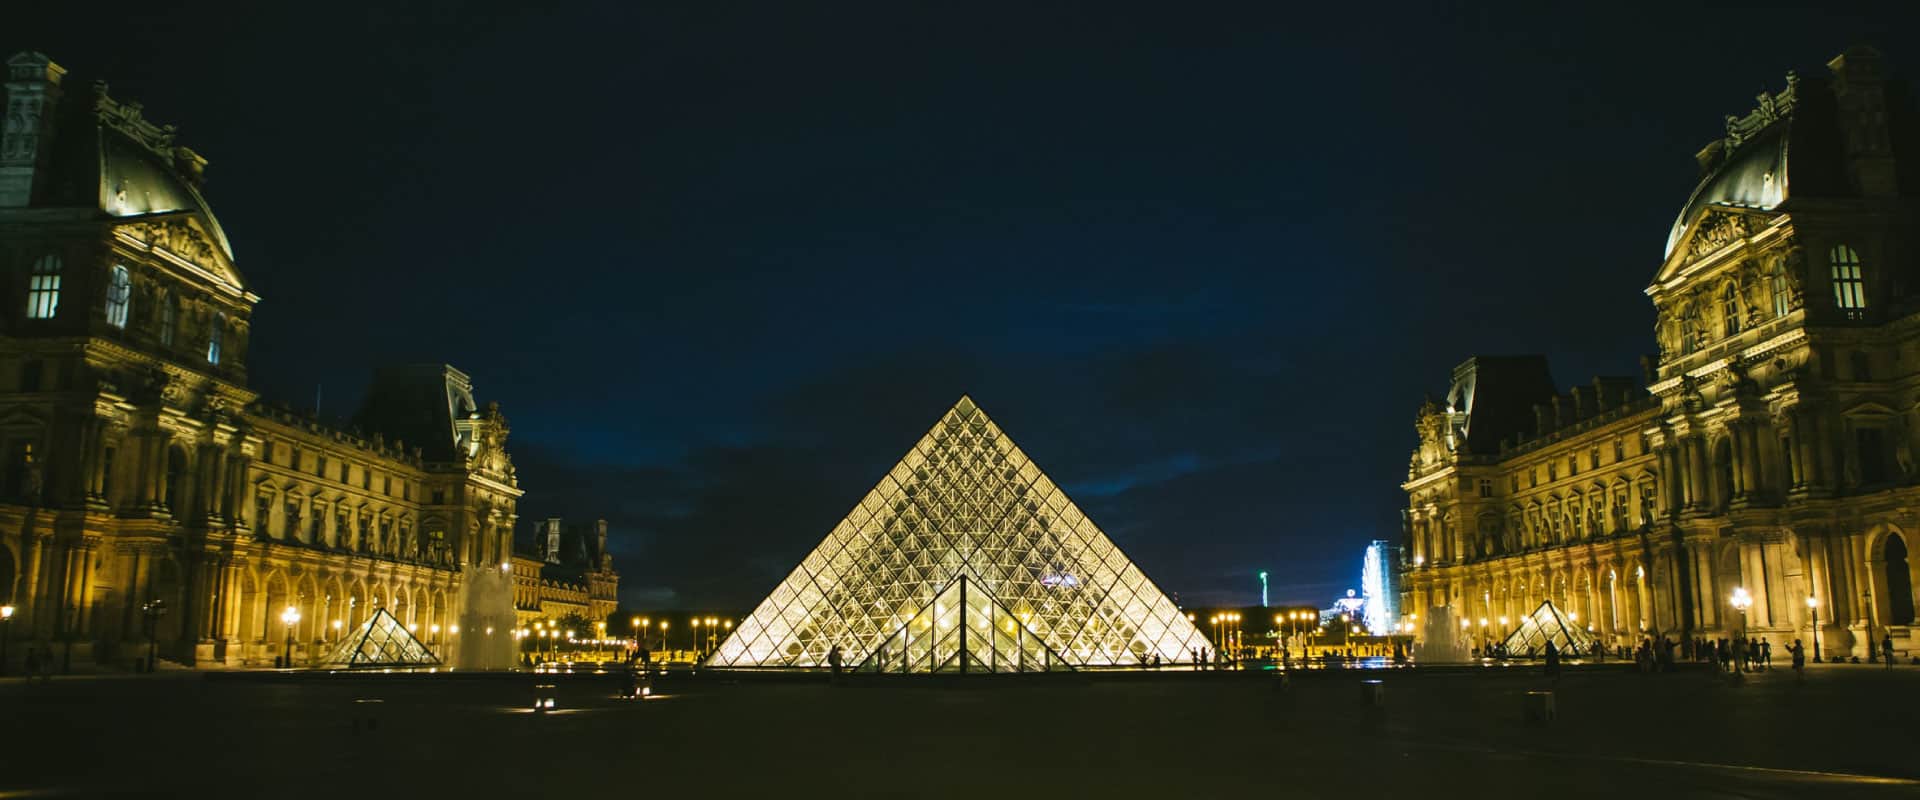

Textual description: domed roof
[97,124,236,261]
[1663,121,1789,259]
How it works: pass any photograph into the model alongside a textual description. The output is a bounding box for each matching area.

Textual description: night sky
[12,3,1917,611]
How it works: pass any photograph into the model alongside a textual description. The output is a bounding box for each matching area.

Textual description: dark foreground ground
[2,663,1916,799]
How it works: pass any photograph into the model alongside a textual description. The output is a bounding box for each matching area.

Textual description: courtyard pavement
[1,662,1915,798]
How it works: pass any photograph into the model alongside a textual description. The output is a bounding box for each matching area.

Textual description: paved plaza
[2,664,1916,798]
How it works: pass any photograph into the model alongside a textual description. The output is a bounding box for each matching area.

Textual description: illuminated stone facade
[1400,48,1920,661]
[0,52,526,668]
[511,517,620,628]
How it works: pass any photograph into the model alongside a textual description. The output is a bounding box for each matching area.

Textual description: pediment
[116,215,248,295]
[1842,400,1900,418]
[1653,207,1770,285]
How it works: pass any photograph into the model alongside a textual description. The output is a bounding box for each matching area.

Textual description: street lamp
[1806,596,1822,663]
[690,618,701,657]
[658,620,669,656]
[1730,587,1753,673]
[1,604,14,675]
[280,606,301,669]
[140,598,167,673]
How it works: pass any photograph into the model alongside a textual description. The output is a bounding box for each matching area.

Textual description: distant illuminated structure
[708,397,1211,672]
[1362,540,1399,634]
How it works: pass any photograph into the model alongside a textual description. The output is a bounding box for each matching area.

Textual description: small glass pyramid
[709,396,1211,672]
[321,608,442,668]
[1500,600,1596,658]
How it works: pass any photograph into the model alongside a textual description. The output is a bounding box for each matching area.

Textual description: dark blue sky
[14,2,1917,610]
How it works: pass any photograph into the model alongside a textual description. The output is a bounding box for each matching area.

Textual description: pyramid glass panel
[1499,601,1597,658]
[710,396,1210,672]
[320,608,441,669]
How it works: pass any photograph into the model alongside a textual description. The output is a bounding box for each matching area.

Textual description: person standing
[827,644,843,676]
[1789,638,1805,681]
[1761,639,1771,670]
[1884,634,1896,669]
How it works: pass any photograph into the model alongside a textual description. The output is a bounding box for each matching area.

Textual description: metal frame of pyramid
[708,396,1212,672]
[320,607,442,669]
[1499,600,1596,658]
[855,575,1075,674]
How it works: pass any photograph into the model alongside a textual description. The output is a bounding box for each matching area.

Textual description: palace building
[1399,47,1920,661]
[0,51,542,669]
[510,517,620,628]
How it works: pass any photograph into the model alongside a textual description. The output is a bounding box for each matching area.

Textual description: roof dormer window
[1831,244,1866,319]
[26,254,60,320]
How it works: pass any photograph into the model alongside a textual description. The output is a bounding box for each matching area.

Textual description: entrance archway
[1886,533,1914,625]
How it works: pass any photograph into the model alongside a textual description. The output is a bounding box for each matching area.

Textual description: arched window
[207,312,224,364]
[1831,244,1866,318]
[105,265,131,329]
[1770,258,1792,317]
[158,291,177,346]
[25,254,61,319]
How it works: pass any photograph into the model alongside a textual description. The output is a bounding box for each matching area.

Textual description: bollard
[1359,679,1385,707]
[1522,691,1555,724]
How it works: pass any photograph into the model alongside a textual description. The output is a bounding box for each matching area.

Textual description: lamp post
[140,598,166,673]
[658,620,668,658]
[690,618,700,659]
[1730,587,1752,673]
[1806,596,1821,663]
[280,606,301,669]
[598,621,607,662]
[1,604,14,675]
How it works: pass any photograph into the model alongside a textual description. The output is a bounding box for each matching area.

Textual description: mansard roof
[1663,47,1917,262]
[5,52,246,294]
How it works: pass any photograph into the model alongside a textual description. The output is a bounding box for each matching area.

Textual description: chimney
[542,517,562,565]
[1569,386,1595,420]
[0,52,67,207]
[1828,46,1898,198]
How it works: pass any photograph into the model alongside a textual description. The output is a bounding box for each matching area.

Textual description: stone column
[16,532,44,636]
[1729,425,1750,500]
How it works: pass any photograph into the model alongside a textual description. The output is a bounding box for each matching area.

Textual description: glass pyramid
[1500,600,1596,658]
[320,608,442,668]
[709,396,1211,672]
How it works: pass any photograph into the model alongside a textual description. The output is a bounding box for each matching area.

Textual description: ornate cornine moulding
[1648,327,1808,398]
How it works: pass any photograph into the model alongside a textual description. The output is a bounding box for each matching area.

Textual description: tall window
[26,254,61,319]
[1770,258,1792,317]
[158,292,176,346]
[207,313,224,364]
[1720,283,1742,336]
[105,265,131,328]
[1831,244,1866,318]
